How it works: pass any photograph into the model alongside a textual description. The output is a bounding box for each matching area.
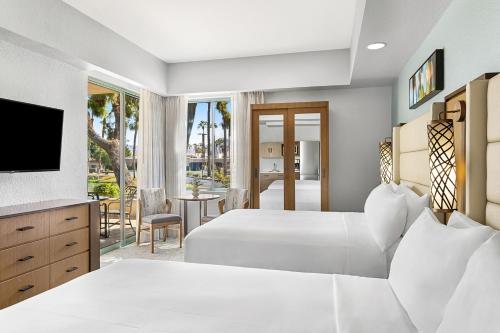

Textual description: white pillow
[392,183,430,234]
[447,211,484,228]
[437,234,500,333]
[389,208,495,333]
[365,184,407,252]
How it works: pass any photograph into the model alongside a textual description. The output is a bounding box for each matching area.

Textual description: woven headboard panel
[486,75,500,229]
[393,111,434,196]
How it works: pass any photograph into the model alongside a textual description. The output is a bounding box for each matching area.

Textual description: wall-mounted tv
[0,97,64,173]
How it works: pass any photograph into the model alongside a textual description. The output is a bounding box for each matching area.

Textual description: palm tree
[197,120,208,177]
[216,101,230,175]
[126,95,139,179]
[88,93,132,186]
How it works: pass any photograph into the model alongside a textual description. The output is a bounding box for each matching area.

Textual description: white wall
[265,86,392,212]
[393,0,500,124]
[0,40,87,206]
[0,0,168,95]
[167,50,350,94]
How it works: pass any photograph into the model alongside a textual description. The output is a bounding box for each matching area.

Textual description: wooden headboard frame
[466,74,500,230]
[392,106,442,197]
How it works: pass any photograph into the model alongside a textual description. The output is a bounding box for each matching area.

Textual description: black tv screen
[0,98,63,173]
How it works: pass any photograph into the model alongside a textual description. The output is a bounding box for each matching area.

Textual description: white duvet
[259,188,321,211]
[0,260,416,333]
[185,209,388,278]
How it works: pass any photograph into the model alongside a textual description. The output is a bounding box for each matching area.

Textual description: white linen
[389,208,495,333]
[392,182,429,233]
[185,209,388,277]
[164,96,187,207]
[437,234,500,333]
[138,90,167,190]
[447,210,484,228]
[259,188,321,211]
[334,274,416,333]
[267,179,320,190]
[365,184,407,252]
[138,92,187,214]
[0,260,336,333]
[231,91,264,190]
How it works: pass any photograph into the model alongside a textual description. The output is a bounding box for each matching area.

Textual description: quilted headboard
[392,108,440,197]
[465,74,500,230]
[486,75,500,229]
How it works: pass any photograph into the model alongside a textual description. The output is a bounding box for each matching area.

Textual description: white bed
[267,179,320,190]
[259,188,321,211]
[0,259,415,333]
[261,179,321,211]
[185,209,388,277]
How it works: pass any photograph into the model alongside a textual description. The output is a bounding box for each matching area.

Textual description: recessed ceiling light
[367,42,386,50]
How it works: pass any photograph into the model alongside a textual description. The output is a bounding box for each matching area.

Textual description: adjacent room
[1,0,500,332]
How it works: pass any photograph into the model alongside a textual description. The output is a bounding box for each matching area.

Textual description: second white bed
[0,259,415,333]
[184,209,388,278]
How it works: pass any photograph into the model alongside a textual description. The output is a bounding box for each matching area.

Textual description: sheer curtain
[137,90,166,190]
[231,91,264,192]
[138,91,187,214]
[165,96,187,213]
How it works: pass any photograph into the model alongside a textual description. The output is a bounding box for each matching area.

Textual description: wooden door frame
[251,102,330,211]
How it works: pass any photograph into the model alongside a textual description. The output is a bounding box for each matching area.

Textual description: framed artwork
[409,49,444,109]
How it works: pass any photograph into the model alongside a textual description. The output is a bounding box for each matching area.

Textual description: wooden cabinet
[0,200,99,309]
[260,172,284,192]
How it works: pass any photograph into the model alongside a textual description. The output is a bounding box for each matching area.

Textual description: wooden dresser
[0,199,100,309]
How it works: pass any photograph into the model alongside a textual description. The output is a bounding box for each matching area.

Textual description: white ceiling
[63,0,358,63]
[351,0,453,85]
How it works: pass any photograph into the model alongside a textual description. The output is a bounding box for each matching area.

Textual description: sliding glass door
[87,80,139,250]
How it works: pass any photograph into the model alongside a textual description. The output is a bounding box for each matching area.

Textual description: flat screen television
[0,97,64,173]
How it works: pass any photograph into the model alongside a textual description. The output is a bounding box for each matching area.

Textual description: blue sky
[188,100,232,146]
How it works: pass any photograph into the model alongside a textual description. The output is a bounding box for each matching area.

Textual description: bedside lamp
[427,101,465,220]
[379,137,393,184]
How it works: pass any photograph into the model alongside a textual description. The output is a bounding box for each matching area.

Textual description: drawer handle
[65,216,78,221]
[18,285,34,292]
[16,226,35,232]
[18,255,35,262]
[65,241,78,247]
[66,266,79,273]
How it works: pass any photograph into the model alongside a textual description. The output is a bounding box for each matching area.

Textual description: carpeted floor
[100,237,184,267]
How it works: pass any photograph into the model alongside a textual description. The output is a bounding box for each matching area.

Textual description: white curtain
[231,91,265,191]
[137,90,166,190]
[138,91,187,214]
[165,96,187,211]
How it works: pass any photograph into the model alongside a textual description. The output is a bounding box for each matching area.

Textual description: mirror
[258,114,284,210]
[295,113,321,210]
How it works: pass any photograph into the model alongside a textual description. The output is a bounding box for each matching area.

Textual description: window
[87,81,139,250]
[186,98,231,191]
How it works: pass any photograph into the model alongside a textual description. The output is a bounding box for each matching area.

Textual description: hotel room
[0,0,499,332]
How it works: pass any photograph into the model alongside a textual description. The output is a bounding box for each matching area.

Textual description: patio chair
[137,188,183,253]
[107,185,137,234]
[87,192,108,237]
[201,188,249,224]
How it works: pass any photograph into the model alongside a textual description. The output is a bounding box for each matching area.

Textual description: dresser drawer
[50,205,89,235]
[50,228,89,262]
[0,238,50,282]
[50,251,89,288]
[0,212,50,250]
[0,266,50,309]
